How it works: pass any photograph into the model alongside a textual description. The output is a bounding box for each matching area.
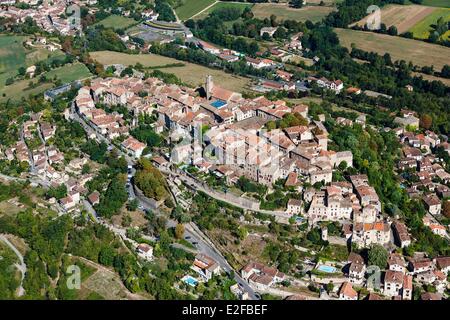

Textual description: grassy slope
[0,35,65,86]
[0,35,27,77]
[0,63,92,102]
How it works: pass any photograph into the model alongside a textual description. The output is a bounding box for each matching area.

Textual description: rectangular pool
[316,265,337,273]
[183,275,198,287]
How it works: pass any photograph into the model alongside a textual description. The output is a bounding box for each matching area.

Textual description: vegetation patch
[175,0,216,21]
[194,1,254,20]
[94,15,138,30]
[419,0,450,8]
[252,3,335,22]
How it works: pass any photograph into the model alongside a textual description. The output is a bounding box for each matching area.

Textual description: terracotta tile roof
[339,282,357,299]
[435,256,450,270]
[421,292,442,300]
[366,292,383,300]
[385,270,404,285]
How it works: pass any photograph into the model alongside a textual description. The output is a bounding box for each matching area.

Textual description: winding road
[0,234,26,297]
[69,104,259,299]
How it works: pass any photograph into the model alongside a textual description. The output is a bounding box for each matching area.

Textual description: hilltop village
[0,0,449,303]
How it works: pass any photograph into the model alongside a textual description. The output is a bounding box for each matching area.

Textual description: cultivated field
[90,51,252,92]
[193,1,254,20]
[335,28,450,70]
[175,0,216,20]
[353,4,436,34]
[94,15,137,29]
[409,8,450,40]
[354,4,450,40]
[252,3,335,22]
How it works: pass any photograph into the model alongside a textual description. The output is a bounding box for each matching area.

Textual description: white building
[286,198,302,215]
[121,136,146,158]
[137,243,153,261]
[191,254,221,282]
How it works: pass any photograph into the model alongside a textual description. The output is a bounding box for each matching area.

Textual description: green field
[45,63,92,83]
[94,15,138,29]
[175,0,216,20]
[194,1,254,20]
[90,51,251,92]
[419,0,450,8]
[0,35,65,87]
[0,35,28,77]
[336,28,450,70]
[0,63,92,102]
[252,3,335,22]
[409,8,450,40]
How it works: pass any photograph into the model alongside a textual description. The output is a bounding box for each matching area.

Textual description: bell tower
[206,75,213,100]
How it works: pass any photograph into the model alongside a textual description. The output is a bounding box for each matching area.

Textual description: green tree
[99,247,115,266]
[368,244,388,269]
[291,0,304,9]
[18,66,26,76]
[127,199,139,211]
[175,223,185,239]
[420,114,432,130]
[387,25,398,36]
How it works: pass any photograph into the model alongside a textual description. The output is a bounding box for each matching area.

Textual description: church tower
[206,75,213,100]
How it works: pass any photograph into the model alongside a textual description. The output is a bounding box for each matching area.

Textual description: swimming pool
[210,100,227,109]
[183,275,198,287]
[316,265,337,273]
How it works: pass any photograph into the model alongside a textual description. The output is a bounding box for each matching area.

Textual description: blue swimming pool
[210,100,227,109]
[183,276,198,287]
[317,265,337,273]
